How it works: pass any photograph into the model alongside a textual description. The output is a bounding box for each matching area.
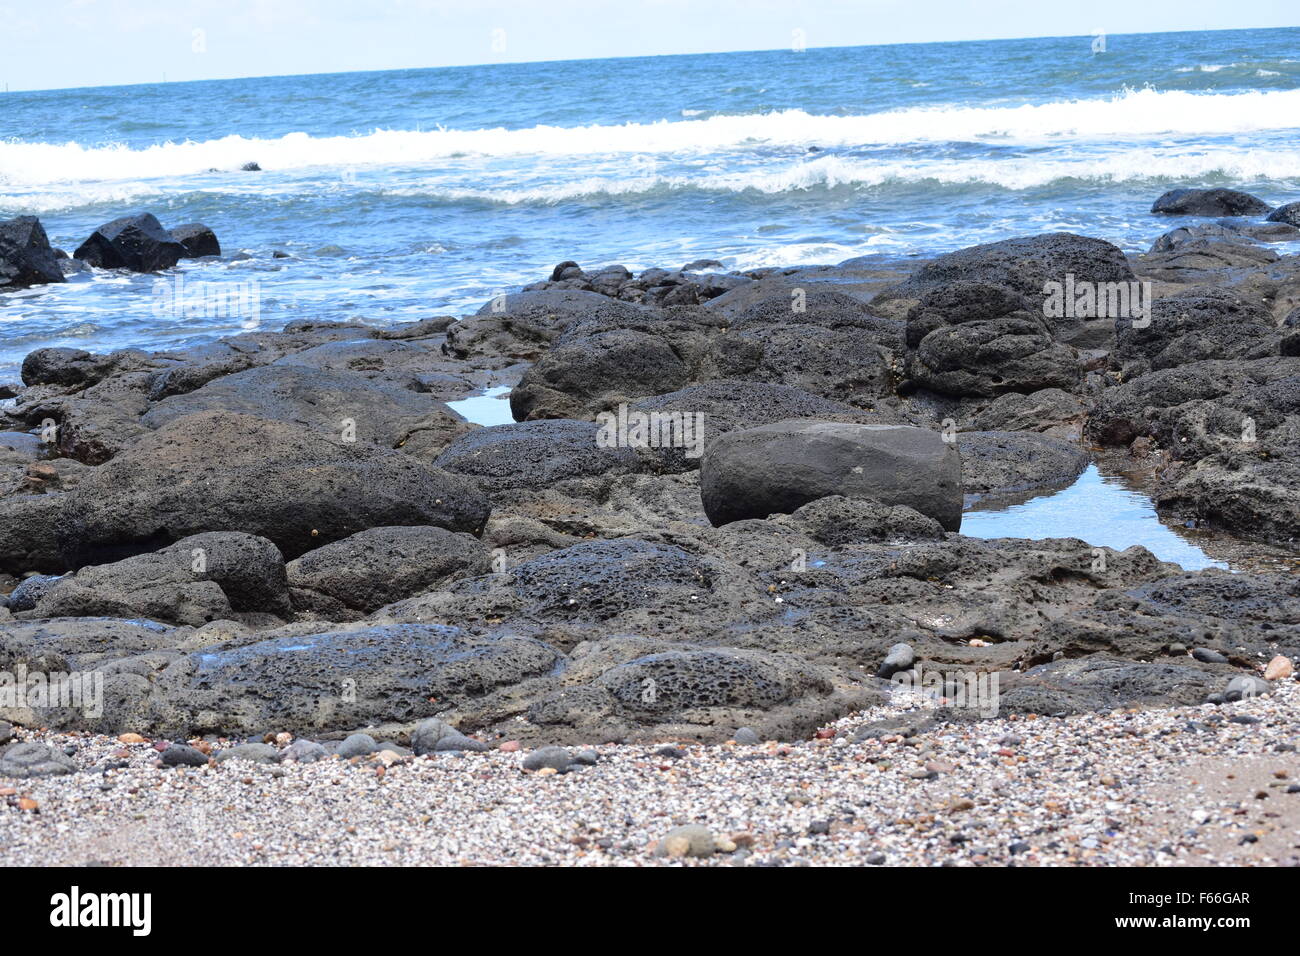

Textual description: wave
[378,149,1300,202]
[3,87,1300,190]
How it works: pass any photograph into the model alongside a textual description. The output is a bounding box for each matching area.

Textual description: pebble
[878,642,916,679]
[1264,655,1293,681]
[656,825,715,858]
[336,734,379,759]
[522,746,574,773]
[1192,648,1229,664]
[733,727,761,746]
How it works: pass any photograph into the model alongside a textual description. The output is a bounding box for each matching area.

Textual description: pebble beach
[2,682,1295,867]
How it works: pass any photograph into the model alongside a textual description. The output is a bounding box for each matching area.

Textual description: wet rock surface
[0,226,1296,746]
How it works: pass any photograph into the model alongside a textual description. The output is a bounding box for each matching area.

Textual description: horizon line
[6,23,1294,95]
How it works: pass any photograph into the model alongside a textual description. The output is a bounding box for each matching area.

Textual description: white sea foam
[2,87,1299,194]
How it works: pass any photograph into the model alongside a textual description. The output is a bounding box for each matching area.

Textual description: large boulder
[286,525,492,614]
[510,329,691,420]
[434,419,644,494]
[1266,202,1300,227]
[909,314,1082,398]
[1111,288,1278,377]
[141,364,469,449]
[156,622,562,735]
[699,421,962,530]
[875,233,1134,311]
[0,411,491,572]
[0,216,65,289]
[1151,188,1272,217]
[73,213,187,272]
[17,532,291,625]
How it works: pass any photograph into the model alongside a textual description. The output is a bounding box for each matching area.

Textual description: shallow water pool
[962,465,1228,572]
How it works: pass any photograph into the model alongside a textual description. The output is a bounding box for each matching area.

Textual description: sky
[2,0,1296,92]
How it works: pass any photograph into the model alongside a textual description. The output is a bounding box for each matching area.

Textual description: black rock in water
[74,213,187,272]
[170,222,221,258]
[0,215,65,289]
[1150,188,1272,217]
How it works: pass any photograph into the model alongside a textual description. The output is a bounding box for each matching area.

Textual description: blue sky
[3,0,1296,91]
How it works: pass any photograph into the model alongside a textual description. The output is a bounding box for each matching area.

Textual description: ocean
[2,26,1299,380]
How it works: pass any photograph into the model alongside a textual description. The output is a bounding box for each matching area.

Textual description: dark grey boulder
[700,421,962,530]
[18,532,291,625]
[169,223,221,258]
[141,364,469,450]
[159,622,562,736]
[6,574,61,612]
[1266,201,1300,227]
[1151,188,1272,217]
[511,329,691,421]
[434,419,644,493]
[957,431,1089,498]
[286,525,491,614]
[17,410,490,570]
[73,213,187,272]
[0,216,65,289]
[1112,288,1276,377]
[0,741,77,778]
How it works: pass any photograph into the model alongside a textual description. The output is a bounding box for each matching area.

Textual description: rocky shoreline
[1,187,1298,772]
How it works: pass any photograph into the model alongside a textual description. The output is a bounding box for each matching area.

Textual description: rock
[73,213,187,272]
[6,574,60,612]
[434,419,644,494]
[1151,188,1272,217]
[241,162,262,172]
[908,312,1082,398]
[141,364,468,451]
[0,741,76,777]
[733,727,760,745]
[878,642,916,679]
[1264,655,1293,681]
[700,421,962,530]
[170,223,221,258]
[1112,288,1275,377]
[19,347,112,388]
[159,743,208,767]
[336,733,378,758]
[1224,675,1271,702]
[413,723,465,759]
[280,739,328,763]
[5,410,490,572]
[1192,648,1229,664]
[957,431,1089,498]
[18,532,291,625]
[511,329,691,420]
[876,233,1134,309]
[0,216,65,289]
[286,525,491,614]
[214,743,279,765]
[655,824,715,858]
[157,623,561,736]
[523,745,574,772]
[1266,201,1300,227]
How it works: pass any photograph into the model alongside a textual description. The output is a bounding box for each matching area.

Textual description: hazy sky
[3,0,1296,92]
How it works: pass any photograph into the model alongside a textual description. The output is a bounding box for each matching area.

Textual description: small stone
[1192,648,1228,664]
[160,744,208,767]
[499,740,521,752]
[1009,841,1031,855]
[523,746,573,772]
[336,733,378,759]
[280,739,328,763]
[1224,675,1271,702]
[878,642,915,679]
[866,852,886,865]
[116,732,147,744]
[0,742,76,778]
[535,767,558,777]
[655,824,715,858]
[17,797,39,811]
[1264,655,1293,681]
[572,749,599,766]
[733,727,761,746]
[214,743,279,765]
